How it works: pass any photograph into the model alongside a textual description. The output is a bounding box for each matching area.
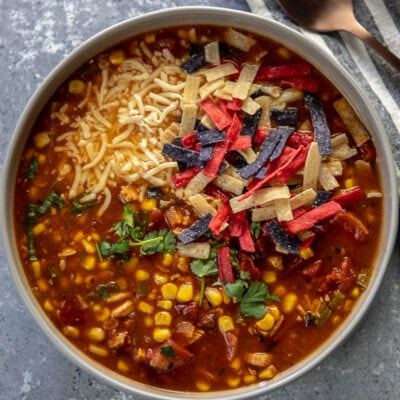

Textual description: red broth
[14,25,382,392]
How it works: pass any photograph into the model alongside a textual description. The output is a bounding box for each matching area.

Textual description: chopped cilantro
[71,193,97,215]
[250,221,262,240]
[140,229,176,255]
[27,157,38,180]
[225,280,280,319]
[160,344,177,359]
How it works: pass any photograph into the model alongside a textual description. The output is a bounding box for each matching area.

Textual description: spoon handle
[347,21,400,72]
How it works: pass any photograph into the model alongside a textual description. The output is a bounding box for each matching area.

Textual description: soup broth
[14,25,382,392]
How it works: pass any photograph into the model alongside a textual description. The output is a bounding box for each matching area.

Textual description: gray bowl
[1,6,398,400]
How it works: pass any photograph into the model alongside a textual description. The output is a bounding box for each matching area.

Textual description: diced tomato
[146,338,194,372]
[302,259,322,278]
[319,257,357,293]
[174,302,200,321]
[58,296,86,326]
[331,211,369,242]
[224,331,238,362]
[237,252,261,280]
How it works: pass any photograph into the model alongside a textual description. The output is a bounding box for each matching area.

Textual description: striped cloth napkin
[245,0,400,181]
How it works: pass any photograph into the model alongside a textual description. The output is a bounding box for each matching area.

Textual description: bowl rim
[1,6,398,400]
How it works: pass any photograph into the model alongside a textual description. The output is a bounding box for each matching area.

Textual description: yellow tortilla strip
[241,97,261,115]
[224,28,257,52]
[333,97,370,146]
[232,64,260,100]
[214,174,247,196]
[183,75,201,105]
[319,163,339,190]
[204,40,221,65]
[203,63,238,82]
[179,103,198,136]
[303,142,322,190]
[274,198,293,222]
[229,186,290,214]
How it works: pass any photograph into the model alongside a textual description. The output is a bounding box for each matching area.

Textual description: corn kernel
[230,357,241,371]
[91,232,100,242]
[162,253,174,267]
[136,269,150,281]
[138,301,154,314]
[161,283,178,300]
[34,132,51,148]
[124,256,139,272]
[277,46,291,59]
[343,299,353,312]
[218,315,234,333]
[31,260,41,278]
[82,238,96,254]
[153,327,171,342]
[243,374,257,384]
[177,29,188,39]
[87,327,105,342]
[177,257,189,272]
[43,299,54,312]
[33,222,46,236]
[282,293,298,314]
[68,79,85,95]
[99,260,111,269]
[88,344,108,357]
[258,365,277,380]
[205,287,223,307]
[36,278,49,292]
[274,285,286,297]
[82,255,96,270]
[344,178,355,189]
[332,315,342,325]
[176,283,194,302]
[73,230,84,242]
[223,294,231,304]
[144,33,156,43]
[95,307,110,322]
[62,326,80,338]
[196,380,211,392]
[154,273,167,285]
[109,50,125,65]
[74,273,83,285]
[350,287,360,299]
[140,198,157,211]
[144,316,154,327]
[268,305,281,321]
[226,376,241,388]
[37,154,47,165]
[157,300,172,310]
[262,270,277,284]
[267,255,283,270]
[117,359,130,372]
[300,247,314,260]
[154,311,172,326]
[256,313,275,331]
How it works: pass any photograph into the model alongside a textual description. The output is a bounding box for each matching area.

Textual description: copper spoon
[276,0,400,71]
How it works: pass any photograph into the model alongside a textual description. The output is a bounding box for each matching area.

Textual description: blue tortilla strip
[265,220,300,254]
[270,108,298,126]
[304,93,333,156]
[240,108,262,138]
[199,144,214,167]
[196,130,226,146]
[181,52,207,73]
[270,126,295,161]
[255,166,268,180]
[162,143,201,166]
[146,187,163,199]
[226,151,248,169]
[237,129,281,180]
[177,214,213,244]
[312,190,332,208]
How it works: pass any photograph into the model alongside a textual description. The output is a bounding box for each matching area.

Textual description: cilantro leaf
[99,239,130,260]
[250,222,262,239]
[27,157,38,180]
[190,258,219,278]
[225,280,280,319]
[140,229,176,255]
[160,345,177,359]
[71,193,97,215]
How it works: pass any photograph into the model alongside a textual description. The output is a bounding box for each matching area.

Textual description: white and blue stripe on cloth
[245,0,400,180]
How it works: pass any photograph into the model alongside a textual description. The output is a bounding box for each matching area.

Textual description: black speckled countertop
[1,1,399,399]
